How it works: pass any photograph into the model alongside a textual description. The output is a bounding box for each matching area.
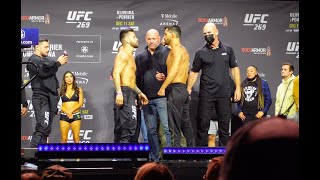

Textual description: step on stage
[21,143,225,180]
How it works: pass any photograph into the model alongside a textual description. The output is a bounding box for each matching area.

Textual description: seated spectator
[219,116,299,180]
[134,162,175,180]
[203,156,224,180]
[42,164,72,180]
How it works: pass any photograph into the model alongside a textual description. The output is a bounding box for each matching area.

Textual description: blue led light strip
[38,143,150,152]
[163,147,226,154]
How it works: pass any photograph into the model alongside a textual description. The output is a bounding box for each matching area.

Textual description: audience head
[42,164,72,180]
[21,172,41,180]
[134,162,175,180]
[204,156,224,180]
[219,116,299,180]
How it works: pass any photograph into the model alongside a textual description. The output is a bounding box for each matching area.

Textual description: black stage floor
[21,146,220,180]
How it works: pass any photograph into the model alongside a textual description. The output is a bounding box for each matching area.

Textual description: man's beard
[131,42,139,48]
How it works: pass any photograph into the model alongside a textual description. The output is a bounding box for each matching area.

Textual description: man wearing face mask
[187,22,241,147]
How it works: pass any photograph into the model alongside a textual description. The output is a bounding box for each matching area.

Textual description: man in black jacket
[135,29,171,161]
[27,39,68,147]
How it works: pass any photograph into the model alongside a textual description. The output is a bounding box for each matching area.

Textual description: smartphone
[63,50,68,56]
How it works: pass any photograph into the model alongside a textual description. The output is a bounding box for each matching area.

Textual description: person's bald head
[146,29,160,37]
[145,29,161,51]
[203,22,218,36]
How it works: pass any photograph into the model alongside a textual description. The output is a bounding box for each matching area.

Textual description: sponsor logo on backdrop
[21,13,50,24]
[66,11,93,28]
[45,13,50,24]
[286,12,299,32]
[112,10,138,31]
[111,41,136,55]
[27,100,35,117]
[37,34,101,63]
[197,16,228,27]
[81,98,86,108]
[21,29,36,46]
[73,38,100,62]
[22,43,64,58]
[160,13,179,26]
[73,71,89,86]
[80,109,94,120]
[243,14,269,30]
[21,135,32,142]
[112,41,122,54]
[23,68,32,89]
[286,42,299,59]
[21,46,35,59]
[241,46,272,56]
[258,72,265,78]
[21,30,25,39]
[67,130,93,143]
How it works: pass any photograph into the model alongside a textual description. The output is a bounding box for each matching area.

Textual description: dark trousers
[113,86,137,143]
[31,94,54,148]
[131,107,141,143]
[167,83,195,147]
[196,96,231,147]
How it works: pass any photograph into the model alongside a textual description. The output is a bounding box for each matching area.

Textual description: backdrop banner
[21,0,299,147]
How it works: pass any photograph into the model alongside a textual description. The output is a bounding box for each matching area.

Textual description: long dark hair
[59,71,79,97]
[240,65,264,110]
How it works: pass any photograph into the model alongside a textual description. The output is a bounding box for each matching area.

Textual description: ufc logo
[68,130,93,140]
[244,14,269,23]
[44,111,49,125]
[67,11,93,21]
[287,42,299,52]
[132,105,137,120]
[27,100,33,110]
[113,41,122,51]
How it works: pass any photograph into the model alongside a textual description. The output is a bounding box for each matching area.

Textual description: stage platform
[21,146,220,180]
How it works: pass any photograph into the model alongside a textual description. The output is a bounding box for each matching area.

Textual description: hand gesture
[138,93,149,105]
[156,71,166,81]
[115,94,124,106]
[21,107,28,117]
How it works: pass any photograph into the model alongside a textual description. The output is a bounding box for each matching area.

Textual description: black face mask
[205,34,215,46]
